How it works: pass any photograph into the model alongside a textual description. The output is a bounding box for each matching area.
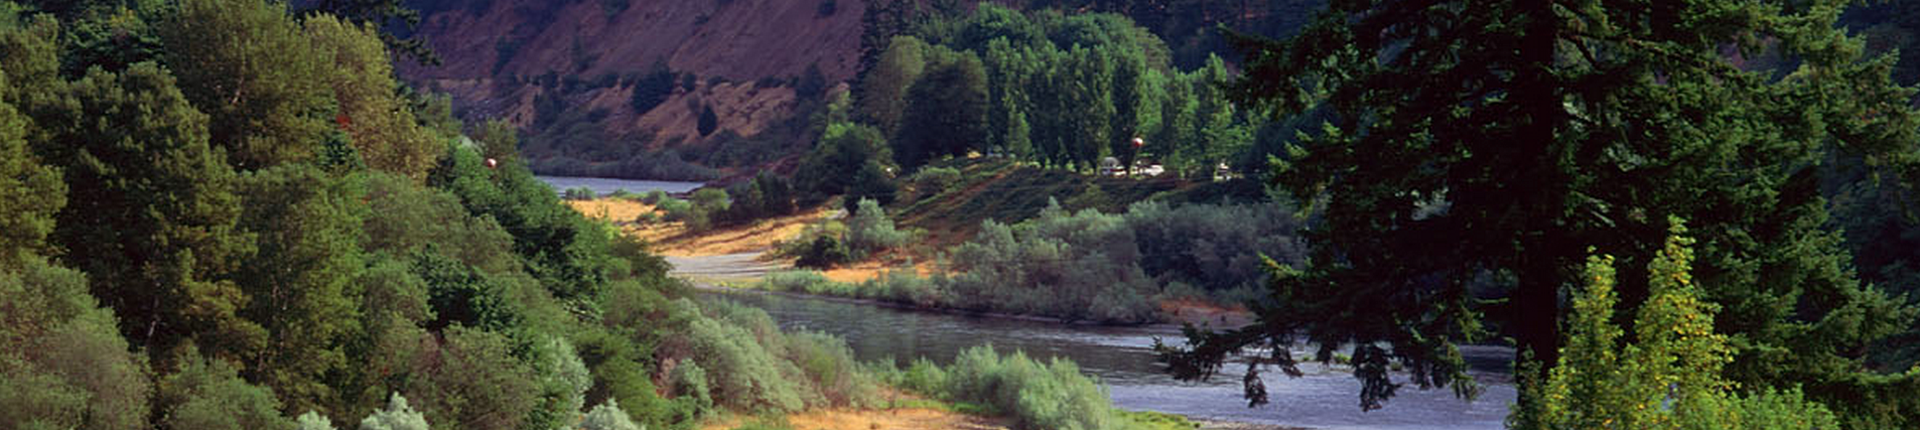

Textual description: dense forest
[0,1,924,430]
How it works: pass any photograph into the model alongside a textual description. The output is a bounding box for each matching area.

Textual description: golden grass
[565,198,830,258]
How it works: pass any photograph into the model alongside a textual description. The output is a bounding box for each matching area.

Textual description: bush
[580,399,641,430]
[564,186,597,200]
[908,166,962,197]
[671,299,807,413]
[794,235,850,269]
[697,105,719,136]
[844,198,911,257]
[358,394,430,430]
[630,63,675,113]
[926,345,1121,430]
[783,331,880,408]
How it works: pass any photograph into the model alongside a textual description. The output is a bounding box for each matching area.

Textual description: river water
[700,289,1517,430]
[535,175,703,196]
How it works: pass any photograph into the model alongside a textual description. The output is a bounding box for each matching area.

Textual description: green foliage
[36,61,259,358]
[358,393,430,430]
[232,164,369,413]
[796,122,895,206]
[304,15,439,181]
[672,299,808,413]
[907,166,961,198]
[429,143,620,304]
[844,198,912,258]
[0,256,151,430]
[856,36,928,135]
[892,51,988,170]
[564,186,598,201]
[297,411,336,430]
[0,70,62,262]
[299,0,438,65]
[1163,0,1920,420]
[158,349,296,430]
[793,234,851,269]
[581,399,641,430]
[768,199,1299,323]
[160,0,330,170]
[471,118,521,163]
[926,345,1121,430]
[405,326,539,430]
[716,172,799,225]
[1513,223,1841,430]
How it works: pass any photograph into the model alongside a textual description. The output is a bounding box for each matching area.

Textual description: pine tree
[1158,0,1920,426]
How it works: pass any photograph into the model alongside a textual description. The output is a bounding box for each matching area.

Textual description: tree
[1516,221,1841,430]
[0,257,151,430]
[892,52,988,170]
[158,349,296,430]
[35,62,260,359]
[856,36,929,136]
[471,118,522,164]
[305,15,440,181]
[405,326,539,430]
[1158,0,1920,425]
[232,164,370,413]
[795,122,891,204]
[0,69,63,262]
[695,104,719,137]
[300,0,439,65]
[160,0,330,170]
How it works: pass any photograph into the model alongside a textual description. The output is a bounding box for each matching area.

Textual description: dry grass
[1159,298,1255,328]
[565,198,831,257]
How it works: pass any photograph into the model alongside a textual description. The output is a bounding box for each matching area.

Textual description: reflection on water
[703,289,1516,430]
[535,175,703,196]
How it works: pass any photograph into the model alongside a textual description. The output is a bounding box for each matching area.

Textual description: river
[535,175,703,196]
[698,288,1517,430]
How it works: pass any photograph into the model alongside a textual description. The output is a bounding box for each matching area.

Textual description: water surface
[701,289,1516,430]
[536,175,703,196]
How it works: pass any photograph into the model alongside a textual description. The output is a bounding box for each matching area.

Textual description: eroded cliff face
[399,0,864,151]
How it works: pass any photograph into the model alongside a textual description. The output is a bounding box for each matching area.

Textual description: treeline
[0,1,880,430]
[768,198,1304,323]
[847,3,1282,176]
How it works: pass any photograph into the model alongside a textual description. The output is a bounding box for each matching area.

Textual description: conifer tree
[1158,1,1920,427]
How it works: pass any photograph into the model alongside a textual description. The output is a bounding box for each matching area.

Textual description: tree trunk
[1511,0,1565,423]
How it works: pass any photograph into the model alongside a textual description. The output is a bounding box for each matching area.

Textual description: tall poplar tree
[1157,0,1920,427]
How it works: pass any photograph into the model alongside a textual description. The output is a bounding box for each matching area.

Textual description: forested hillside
[0,2,896,430]
[391,0,1324,181]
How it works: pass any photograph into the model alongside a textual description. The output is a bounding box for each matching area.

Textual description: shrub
[935,345,1120,430]
[697,105,719,136]
[358,394,430,430]
[580,399,641,430]
[783,331,880,408]
[844,198,911,257]
[157,351,294,430]
[564,186,597,200]
[672,299,807,413]
[908,166,962,197]
[297,412,334,430]
[794,235,850,269]
[628,63,676,114]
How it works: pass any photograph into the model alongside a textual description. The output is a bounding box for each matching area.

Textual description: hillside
[395,0,866,178]
[395,0,1328,180]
